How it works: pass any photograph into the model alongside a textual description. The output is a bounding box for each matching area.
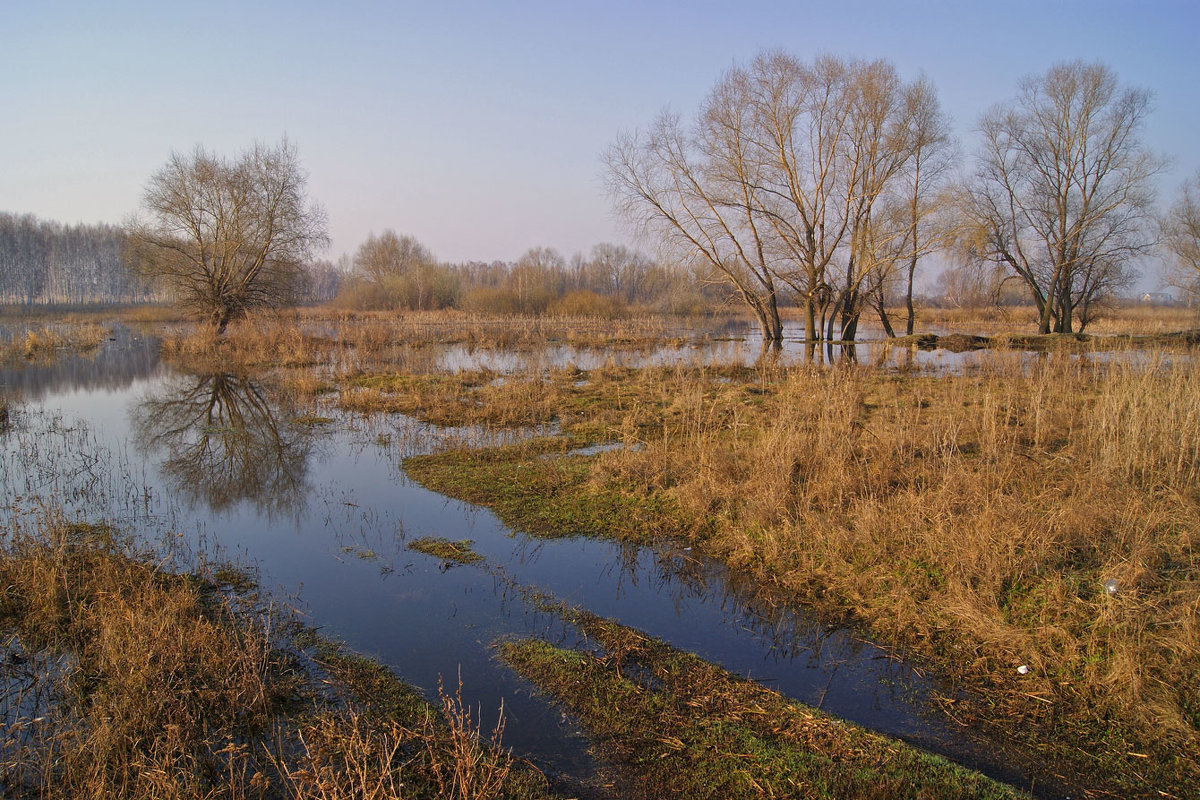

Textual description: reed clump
[159,314,332,369]
[0,323,111,363]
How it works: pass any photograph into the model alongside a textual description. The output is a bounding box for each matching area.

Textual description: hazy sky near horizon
[4,0,1199,273]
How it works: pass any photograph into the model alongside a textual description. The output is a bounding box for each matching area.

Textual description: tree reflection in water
[132,373,315,516]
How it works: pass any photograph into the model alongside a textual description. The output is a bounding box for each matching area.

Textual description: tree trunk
[877,299,897,338]
[905,255,918,335]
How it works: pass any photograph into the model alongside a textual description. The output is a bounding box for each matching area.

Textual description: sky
[4,0,1199,278]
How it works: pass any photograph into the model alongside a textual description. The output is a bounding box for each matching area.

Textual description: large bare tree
[874,76,957,336]
[1163,169,1200,303]
[129,139,328,332]
[961,62,1161,333]
[606,108,785,343]
[607,52,945,345]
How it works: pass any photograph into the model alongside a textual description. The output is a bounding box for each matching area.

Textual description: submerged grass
[501,605,1027,800]
[407,537,486,565]
[0,516,562,800]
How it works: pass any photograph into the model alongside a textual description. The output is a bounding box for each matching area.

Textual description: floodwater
[0,327,1064,796]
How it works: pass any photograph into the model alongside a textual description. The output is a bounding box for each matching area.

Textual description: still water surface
[0,329,1047,794]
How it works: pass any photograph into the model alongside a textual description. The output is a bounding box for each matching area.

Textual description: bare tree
[961,62,1161,333]
[341,230,453,310]
[606,108,784,343]
[825,58,925,342]
[607,52,945,345]
[354,230,434,284]
[1163,169,1200,303]
[893,78,957,335]
[129,139,328,332]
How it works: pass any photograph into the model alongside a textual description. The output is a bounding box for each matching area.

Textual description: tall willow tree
[606,51,949,344]
[129,139,328,332]
[962,62,1162,333]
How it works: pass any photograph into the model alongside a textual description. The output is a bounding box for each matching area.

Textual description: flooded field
[0,327,1049,793]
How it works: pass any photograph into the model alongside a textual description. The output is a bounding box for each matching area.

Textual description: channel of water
[0,327,1066,796]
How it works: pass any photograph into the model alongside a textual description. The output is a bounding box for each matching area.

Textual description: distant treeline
[329,234,726,316]
[1,213,721,314]
[0,212,346,308]
[0,213,159,305]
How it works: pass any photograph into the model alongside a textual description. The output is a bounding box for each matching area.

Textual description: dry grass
[908,303,1200,337]
[0,323,111,363]
[0,518,281,798]
[0,516,557,800]
[276,691,515,800]
[159,314,332,369]
[398,347,1198,793]
[585,349,1199,789]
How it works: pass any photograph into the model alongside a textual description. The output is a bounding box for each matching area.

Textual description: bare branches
[606,52,951,344]
[962,62,1161,333]
[129,139,328,332]
[1163,169,1200,303]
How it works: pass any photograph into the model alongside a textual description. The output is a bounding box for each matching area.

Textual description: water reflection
[132,373,317,516]
[0,324,161,400]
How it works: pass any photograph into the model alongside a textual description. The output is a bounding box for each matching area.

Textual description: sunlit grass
[0,515,559,800]
[400,347,1200,797]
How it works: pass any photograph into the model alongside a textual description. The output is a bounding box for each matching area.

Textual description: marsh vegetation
[0,306,1197,799]
[0,517,555,800]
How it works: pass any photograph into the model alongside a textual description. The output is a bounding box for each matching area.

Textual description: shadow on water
[0,330,1070,797]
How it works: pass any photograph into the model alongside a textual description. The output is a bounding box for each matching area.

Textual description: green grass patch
[407,536,485,565]
[308,638,434,725]
[404,440,694,542]
[501,607,1027,800]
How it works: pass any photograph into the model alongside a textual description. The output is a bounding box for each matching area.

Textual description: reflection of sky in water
[0,333,1082,795]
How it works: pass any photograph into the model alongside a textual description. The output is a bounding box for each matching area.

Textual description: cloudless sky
[4,0,1199,276]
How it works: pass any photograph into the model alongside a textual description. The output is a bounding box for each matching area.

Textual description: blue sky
[4,0,1199,273]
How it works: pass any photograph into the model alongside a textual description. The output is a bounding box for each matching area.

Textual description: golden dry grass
[0,517,556,800]
[906,303,1200,336]
[0,519,280,798]
[0,323,111,363]
[587,350,1199,781]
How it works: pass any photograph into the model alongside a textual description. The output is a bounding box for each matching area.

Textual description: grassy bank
[0,517,559,799]
[502,603,1027,800]
[397,350,1200,798]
